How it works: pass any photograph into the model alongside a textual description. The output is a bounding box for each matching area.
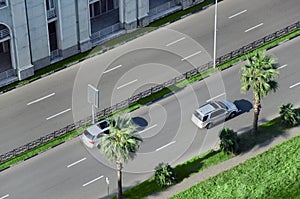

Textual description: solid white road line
[0,194,9,199]
[278,64,287,69]
[138,124,157,134]
[245,23,263,32]
[27,93,55,106]
[117,79,138,90]
[67,157,87,168]
[228,9,247,19]
[103,65,122,74]
[156,141,176,151]
[181,51,202,61]
[206,92,226,102]
[83,176,103,187]
[166,37,186,46]
[46,108,71,120]
[289,82,300,89]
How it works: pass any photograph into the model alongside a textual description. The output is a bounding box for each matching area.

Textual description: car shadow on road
[233,99,253,115]
[132,117,148,132]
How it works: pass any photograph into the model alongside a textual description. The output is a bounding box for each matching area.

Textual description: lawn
[171,135,300,199]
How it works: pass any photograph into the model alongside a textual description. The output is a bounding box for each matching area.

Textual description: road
[0,0,300,154]
[0,33,299,199]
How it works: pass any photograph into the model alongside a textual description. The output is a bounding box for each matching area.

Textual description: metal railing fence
[149,0,177,16]
[1,21,299,165]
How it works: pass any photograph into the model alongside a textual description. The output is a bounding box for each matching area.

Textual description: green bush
[279,103,300,127]
[219,128,239,154]
[155,163,177,187]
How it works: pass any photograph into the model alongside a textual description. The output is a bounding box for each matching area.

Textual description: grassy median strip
[117,111,300,199]
[171,135,300,199]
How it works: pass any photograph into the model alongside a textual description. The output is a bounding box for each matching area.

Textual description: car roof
[86,119,110,136]
[196,102,218,115]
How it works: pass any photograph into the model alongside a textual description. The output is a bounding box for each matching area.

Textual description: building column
[137,0,149,27]
[119,0,137,30]
[76,0,92,52]
[179,0,204,10]
[11,0,34,80]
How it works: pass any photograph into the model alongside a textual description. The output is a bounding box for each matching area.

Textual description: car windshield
[194,111,204,121]
[216,101,227,109]
[97,121,109,129]
[83,130,94,140]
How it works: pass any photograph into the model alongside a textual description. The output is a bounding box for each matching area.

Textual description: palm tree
[98,114,142,199]
[240,51,279,135]
[219,128,239,154]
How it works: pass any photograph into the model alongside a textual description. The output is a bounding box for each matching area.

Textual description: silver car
[81,119,110,148]
[192,100,238,129]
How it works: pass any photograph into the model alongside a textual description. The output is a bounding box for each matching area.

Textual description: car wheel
[206,123,212,129]
[229,112,236,119]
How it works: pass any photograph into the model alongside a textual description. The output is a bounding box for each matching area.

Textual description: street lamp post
[213,0,218,68]
[105,177,110,198]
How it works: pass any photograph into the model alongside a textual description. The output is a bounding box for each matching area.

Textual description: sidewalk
[146,126,300,199]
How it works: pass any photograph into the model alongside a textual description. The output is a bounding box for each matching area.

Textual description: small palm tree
[219,128,239,154]
[241,51,279,135]
[154,163,177,187]
[99,114,142,199]
[279,103,299,127]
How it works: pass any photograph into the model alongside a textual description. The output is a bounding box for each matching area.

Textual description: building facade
[0,0,204,85]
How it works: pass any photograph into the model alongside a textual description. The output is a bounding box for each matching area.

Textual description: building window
[0,0,7,8]
[46,0,55,10]
[89,0,115,18]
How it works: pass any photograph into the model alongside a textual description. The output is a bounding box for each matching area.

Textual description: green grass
[171,135,300,199]
[117,151,232,199]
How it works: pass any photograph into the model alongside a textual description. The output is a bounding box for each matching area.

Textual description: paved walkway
[146,126,300,199]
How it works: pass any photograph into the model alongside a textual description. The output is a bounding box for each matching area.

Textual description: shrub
[219,128,239,154]
[154,163,177,187]
[279,103,300,127]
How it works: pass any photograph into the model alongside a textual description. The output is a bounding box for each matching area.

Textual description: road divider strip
[166,37,186,46]
[117,79,138,90]
[27,93,55,106]
[103,65,122,74]
[245,23,264,32]
[83,176,103,187]
[181,51,202,61]
[138,124,158,134]
[46,108,71,120]
[156,141,176,151]
[278,64,287,69]
[0,194,9,199]
[228,9,247,19]
[67,157,87,168]
[206,92,226,102]
[289,82,300,89]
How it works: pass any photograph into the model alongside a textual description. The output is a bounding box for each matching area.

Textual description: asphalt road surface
[0,32,299,199]
[0,0,300,154]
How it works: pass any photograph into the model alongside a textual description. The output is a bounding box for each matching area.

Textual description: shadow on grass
[238,117,291,154]
[174,150,219,182]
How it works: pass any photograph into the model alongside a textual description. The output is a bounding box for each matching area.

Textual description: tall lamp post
[213,0,218,68]
[105,177,110,198]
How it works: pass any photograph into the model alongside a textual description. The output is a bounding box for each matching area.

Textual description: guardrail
[149,0,177,16]
[90,23,121,42]
[1,21,300,165]
[0,69,16,81]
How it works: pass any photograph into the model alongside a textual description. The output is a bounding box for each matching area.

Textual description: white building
[0,0,203,86]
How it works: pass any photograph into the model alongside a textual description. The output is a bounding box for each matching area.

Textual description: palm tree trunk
[253,100,261,135]
[116,161,123,199]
